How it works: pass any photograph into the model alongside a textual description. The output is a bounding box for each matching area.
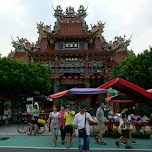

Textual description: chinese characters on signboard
[65,58,78,62]
[58,41,84,50]
[65,42,78,48]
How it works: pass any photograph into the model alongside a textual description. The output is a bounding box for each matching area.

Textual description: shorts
[122,130,129,138]
[51,128,58,138]
[31,117,38,125]
[78,135,90,151]
[99,123,105,134]
[65,125,73,135]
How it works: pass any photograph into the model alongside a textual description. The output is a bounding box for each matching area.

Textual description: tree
[0,57,52,99]
[109,47,152,89]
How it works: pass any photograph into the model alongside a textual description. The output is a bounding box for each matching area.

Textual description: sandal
[100,141,107,145]
[95,137,99,143]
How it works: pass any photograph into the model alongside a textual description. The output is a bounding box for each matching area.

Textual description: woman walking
[59,105,66,144]
[48,105,60,147]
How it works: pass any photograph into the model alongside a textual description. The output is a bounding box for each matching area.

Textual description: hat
[61,105,66,109]
[79,104,85,109]
[66,105,72,109]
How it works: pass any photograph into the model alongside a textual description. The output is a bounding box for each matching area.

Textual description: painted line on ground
[0,146,152,151]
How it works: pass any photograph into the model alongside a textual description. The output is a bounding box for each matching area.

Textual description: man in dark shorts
[115,106,132,149]
[64,105,75,148]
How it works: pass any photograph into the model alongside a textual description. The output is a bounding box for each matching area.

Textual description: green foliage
[0,57,52,99]
[109,47,152,89]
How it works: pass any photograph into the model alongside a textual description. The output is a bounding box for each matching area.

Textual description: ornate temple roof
[113,50,130,63]
[12,52,29,61]
[10,5,132,61]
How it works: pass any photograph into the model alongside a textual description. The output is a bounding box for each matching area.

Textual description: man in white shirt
[73,104,94,152]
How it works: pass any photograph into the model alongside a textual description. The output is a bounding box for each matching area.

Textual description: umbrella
[69,88,107,94]
[108,87,119,96]
[49,88,108,99]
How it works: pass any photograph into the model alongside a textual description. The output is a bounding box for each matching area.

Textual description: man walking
[64,105,75,148]
[73,104,94,152]
[115,106,132,149]
[95,102,107,145]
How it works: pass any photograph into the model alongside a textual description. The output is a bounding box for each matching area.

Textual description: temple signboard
[65,42,79,48]
[89,61,104,67]
[59,63,84,67]
[58,41,84,50]
[89,68,104,74]
[59,68,84,73]
[65,57,78,62]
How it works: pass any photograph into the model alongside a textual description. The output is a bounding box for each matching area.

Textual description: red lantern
[97,76,101,80]
[86,76,90,80]
[80,76,84,80]
[50,76,54,81]
[91,76,95,80]
[74,76,78,80]
[56,76,60,80]
[68,76,72,80]
[62,76,66,80]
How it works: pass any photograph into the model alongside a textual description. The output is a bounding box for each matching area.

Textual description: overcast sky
[0,0,152,57]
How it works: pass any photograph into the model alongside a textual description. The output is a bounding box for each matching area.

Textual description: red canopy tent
[50,90,69,99]
[77,77,152,102]
[0,96,10,101]
[105,88,152,103]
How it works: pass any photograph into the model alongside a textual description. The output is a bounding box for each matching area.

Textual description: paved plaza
[0,124,152,151]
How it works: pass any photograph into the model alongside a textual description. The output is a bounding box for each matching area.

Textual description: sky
[0,0,152,57]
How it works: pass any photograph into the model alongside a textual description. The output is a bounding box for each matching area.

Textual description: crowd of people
[27,101,152,151]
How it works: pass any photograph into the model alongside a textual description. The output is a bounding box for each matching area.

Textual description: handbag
[120,124,127,130]
[78,113,86,137]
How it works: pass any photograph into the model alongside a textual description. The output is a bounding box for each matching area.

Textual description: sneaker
[121,142,125,145]
[95,137,99,143]
[126,145,133,149]
[132,141,137,144]
[61,141,64,145]
[115,141,119,147]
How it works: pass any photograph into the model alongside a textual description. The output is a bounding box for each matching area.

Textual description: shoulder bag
[78,113,87,137]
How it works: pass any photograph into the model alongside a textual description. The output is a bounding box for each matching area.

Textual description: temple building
[10,5,133,107]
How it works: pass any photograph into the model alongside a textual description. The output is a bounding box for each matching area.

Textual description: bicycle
[17,116,46,135]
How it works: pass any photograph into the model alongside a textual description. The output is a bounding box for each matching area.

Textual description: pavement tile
[0,124,152,150]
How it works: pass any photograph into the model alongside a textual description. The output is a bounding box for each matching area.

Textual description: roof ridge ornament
[101,35,131,51]
[53,5,87,22]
